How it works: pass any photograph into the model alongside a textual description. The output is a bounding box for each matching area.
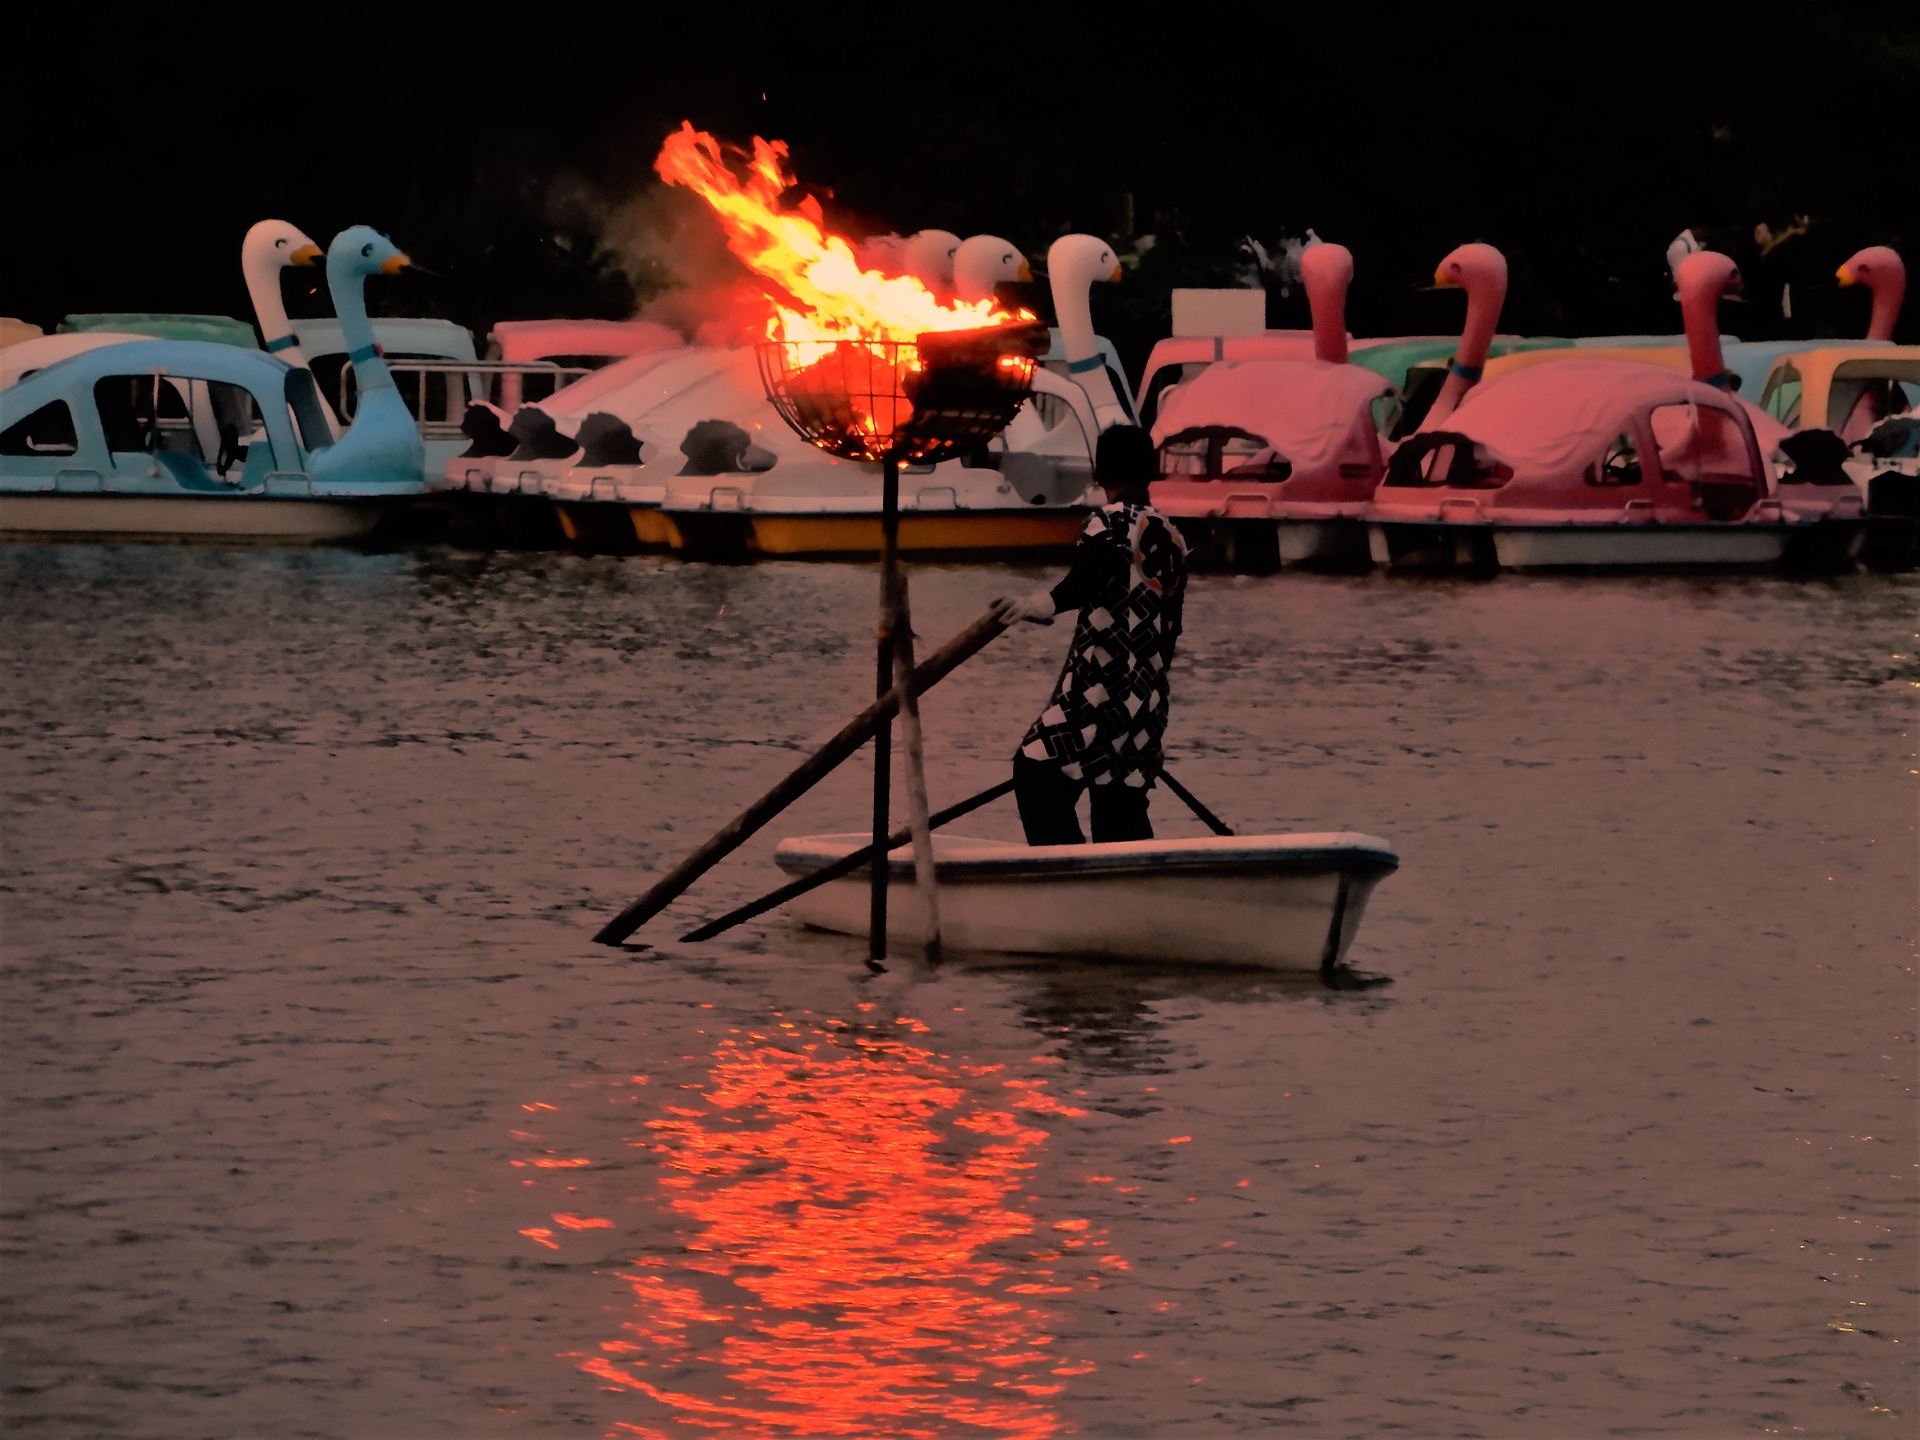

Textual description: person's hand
[989,591,1057,626]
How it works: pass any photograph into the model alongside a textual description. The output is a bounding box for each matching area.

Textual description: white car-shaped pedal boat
[772,831,1398,970]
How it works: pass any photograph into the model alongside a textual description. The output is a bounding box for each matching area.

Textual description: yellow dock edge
[550,503,1086,557]
[742,512,1085,555]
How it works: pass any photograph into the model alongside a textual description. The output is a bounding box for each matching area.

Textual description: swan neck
[1867,279,1904,342]
[243,250,298,355]
[1051,266,1098,365]
[1679,286,1726,382]
[326,256,395,395]
[1422,272,1504,428]
[1456,280,1502,371]
[1307,278,1348,364]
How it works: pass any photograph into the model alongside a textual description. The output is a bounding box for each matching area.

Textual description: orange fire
[655,122,1013,344]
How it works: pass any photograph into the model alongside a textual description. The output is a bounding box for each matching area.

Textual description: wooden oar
[679,777,1016,943]
[1160,769,1234,836]
[592,608,1009,946]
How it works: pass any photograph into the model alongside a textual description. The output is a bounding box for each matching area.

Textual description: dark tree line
[6,7,1914,385]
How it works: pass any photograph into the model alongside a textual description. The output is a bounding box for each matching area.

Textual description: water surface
[1,547,1913,1437]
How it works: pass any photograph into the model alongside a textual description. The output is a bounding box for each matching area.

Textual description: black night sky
[7,7,1916,379]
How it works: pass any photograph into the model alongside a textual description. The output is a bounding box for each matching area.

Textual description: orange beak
[290,243,322,267]
[1433,266,1457,289]
[1836,263,1858,287]
[1108,263,1124,283]
[380,253,412,275]
[1017,259,1033,282]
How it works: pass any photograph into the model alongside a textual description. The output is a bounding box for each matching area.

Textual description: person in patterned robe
[990,426,1188,845]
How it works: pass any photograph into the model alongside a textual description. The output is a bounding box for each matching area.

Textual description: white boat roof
[775,831,1399,880]
[1150,358,1393,465]
[488,318,683,362]
[294,317,476,361]
[1,331,151,390]
[537,345,892,483]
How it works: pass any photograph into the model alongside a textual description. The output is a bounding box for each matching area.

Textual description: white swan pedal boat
[772,831,1398,970]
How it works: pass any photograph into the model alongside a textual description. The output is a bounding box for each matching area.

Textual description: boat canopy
[293,317,476,361]
[1152,358,1391,472]
[60,313,259,348]
[1721,339,1891,400]
[1446,361,1755,476]
[1483,345,1688,381]
[0,338,337,491]
[1350,336,1568,393]
[1,318,44,350]
[487,319,682,363]
[1,333,150,391]
[1758,346,1920,434]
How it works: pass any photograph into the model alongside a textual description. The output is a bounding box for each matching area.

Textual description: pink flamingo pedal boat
[1147,244,1394,567]
[1365,360,1856,569]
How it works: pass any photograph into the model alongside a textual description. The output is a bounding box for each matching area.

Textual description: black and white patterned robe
[1016,501,1189,788]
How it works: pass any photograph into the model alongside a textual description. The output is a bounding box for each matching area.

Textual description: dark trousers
[1014,755,1154,846]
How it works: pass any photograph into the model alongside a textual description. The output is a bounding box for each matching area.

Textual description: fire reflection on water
[555,1011,1101,1438]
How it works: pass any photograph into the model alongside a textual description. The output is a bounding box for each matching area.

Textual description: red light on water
[580,1024,1089,1436]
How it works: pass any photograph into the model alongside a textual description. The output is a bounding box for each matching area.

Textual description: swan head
[1300,241,1354,303]
[1047,234,1124,290]
[952,235,1031,304]
[1837,245,1902,291]
[1432,243,1507,295]
[1301,241,1354,363]
[245,219,323,269]
[328,225,413,281]
[1837,245,1905,339]
[903,229,961,290]
[1676,249,1742,307]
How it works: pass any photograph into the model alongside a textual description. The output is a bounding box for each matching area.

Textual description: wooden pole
[891,574,942,959]
[678,778,1014,943]
[591,609,1008,946]
[871,457,900,962]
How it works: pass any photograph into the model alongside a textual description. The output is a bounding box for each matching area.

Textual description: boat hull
[671,510,1085,559]
[1369,519,1802,570]
[773,832,1398,970]
[552,501,680,552]
[0,493,396,544]
[1277,518,1370,567]
[1166,516,1368,573]
[1491,524,1790,569]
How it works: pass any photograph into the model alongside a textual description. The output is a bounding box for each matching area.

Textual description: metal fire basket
[755,318,1049,964]
[755,319,1048,464]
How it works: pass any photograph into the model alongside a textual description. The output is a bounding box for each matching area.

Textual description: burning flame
[655,123,1014,344]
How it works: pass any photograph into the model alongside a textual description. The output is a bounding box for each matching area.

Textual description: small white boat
[771,831,1398,970]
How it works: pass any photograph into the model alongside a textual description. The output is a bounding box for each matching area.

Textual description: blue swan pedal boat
[0,227,425,544]
[0,339,414,543]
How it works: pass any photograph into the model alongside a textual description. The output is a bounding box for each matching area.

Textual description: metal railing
[332,360,595,438]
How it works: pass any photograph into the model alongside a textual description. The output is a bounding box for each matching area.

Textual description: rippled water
[1,545,1913,1438]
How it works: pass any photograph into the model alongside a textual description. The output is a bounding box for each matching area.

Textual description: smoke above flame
[654,122,1012,343]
